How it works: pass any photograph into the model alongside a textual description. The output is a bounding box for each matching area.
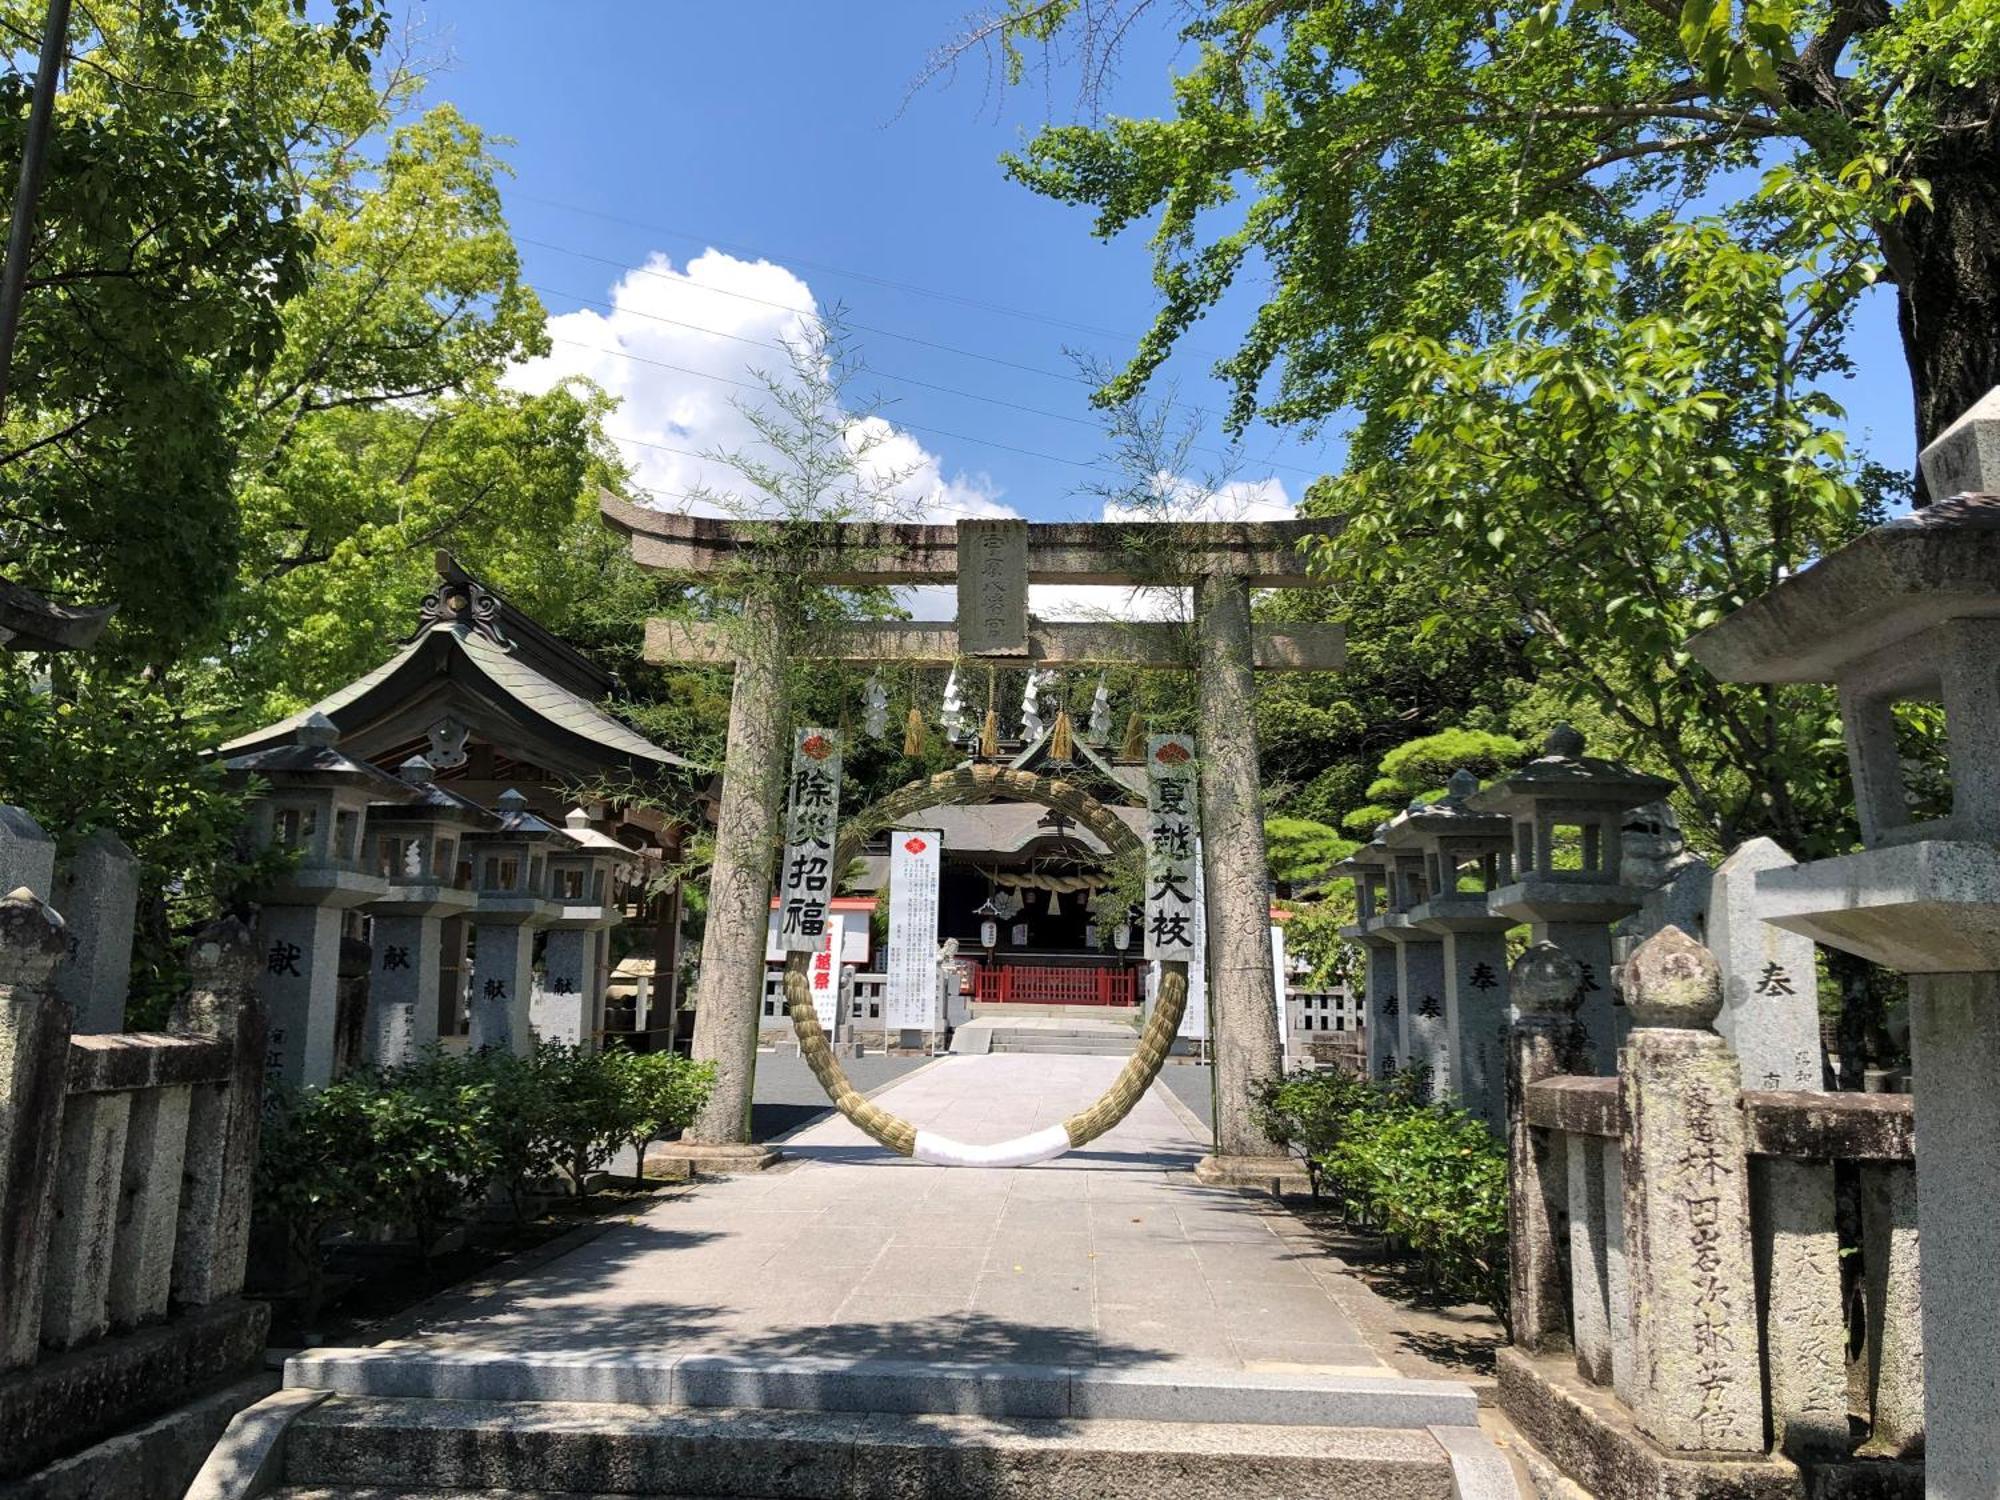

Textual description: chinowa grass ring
[783,763,1189,1165]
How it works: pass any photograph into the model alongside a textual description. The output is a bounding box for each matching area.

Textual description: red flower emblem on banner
[1154,740,1191,765]
[903,836,928,854]
[801,733,832,761]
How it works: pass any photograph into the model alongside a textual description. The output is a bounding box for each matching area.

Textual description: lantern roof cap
[477,788,574,844]
[1687,493,2000,684]
[222,714,416,798]
[1463,724,1672,814]
[369,755,498,827]
[1382,768,1511,846]
[558,807,632,856]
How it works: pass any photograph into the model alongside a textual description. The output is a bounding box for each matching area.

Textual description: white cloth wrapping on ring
[911,1124,1071,1168]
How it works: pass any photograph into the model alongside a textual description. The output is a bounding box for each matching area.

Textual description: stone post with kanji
[361,757,489,1065]
[533,808,637,1048]
[1619,926,1764,1457]
[464,789,573,1056]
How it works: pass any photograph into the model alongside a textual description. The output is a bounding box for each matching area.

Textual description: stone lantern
[1390,769,1515,1129]
[360,756,495,1066]
[1333,830,1402,1078]
[1467,725,1673,1070]
[1686,424,2000,1491]
[462,788,575,1055]
[1376,805,1451,1096]
[531,808,640,1050]
[224,712,413,1088]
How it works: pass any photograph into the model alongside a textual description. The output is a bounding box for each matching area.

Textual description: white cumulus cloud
[508,248,1013,525]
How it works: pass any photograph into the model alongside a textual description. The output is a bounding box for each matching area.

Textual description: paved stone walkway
[380,1054,1384,1374]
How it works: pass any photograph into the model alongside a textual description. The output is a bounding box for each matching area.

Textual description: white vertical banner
[1173,836,1209,1041]
[804,913,846,1030]
[1272,922,1289,1066]
[885,829,942,1031]
[1144,735,1200,962]
[776,728,842,953]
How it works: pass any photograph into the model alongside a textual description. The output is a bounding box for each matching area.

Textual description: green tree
[0,0,388,658]
[962,0,1997,473]
[1314,220,1893,854]
[214,87,616,725]
[1338,728,1529,838]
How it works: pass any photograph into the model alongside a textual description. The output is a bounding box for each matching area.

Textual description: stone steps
[276,1395,1474,1499]
[986,1032,1138,1055]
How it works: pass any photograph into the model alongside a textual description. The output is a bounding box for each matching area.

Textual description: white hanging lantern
[862,672,889,739]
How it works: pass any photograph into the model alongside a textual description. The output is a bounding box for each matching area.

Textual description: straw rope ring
[784,763,1189,1167]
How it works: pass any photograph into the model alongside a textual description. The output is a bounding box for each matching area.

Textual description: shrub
[618,1050,717,1175]
[535,1041,643,1198]
[1253,1068,1377,1194]
[1321,1101,1509,1324]
[1255,1065,1510,1331]
[255,1078,383,1327]
[481,1048,565,1221]
[353,1050,498,1262]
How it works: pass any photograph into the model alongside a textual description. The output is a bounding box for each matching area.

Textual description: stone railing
[0,893,270,1480]
[1500,929,1921,1499]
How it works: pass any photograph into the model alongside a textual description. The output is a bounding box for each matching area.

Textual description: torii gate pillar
[1193,573,1288,1169]
[683,595,787,1157]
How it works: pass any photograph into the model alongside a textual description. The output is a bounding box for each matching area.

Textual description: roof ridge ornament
[415,550,516,651]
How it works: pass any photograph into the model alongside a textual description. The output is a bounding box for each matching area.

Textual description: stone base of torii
[601,500,1345,1172]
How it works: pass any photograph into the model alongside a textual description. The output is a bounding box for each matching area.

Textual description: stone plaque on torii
[601,497,1344,1179]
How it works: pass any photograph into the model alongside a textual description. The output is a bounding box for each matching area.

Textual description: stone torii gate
[603,497,1344,1180]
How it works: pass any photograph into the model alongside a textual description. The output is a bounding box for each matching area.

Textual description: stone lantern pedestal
[1687,405,2000,1493]
[225,715,411,1089]
[465,790,574,1056]
[360,757,492,1066]
[532,809,637,1049]
[1396,770,1515,1129]
[1334,834,1402,1077]
[1468,727,1672,1072]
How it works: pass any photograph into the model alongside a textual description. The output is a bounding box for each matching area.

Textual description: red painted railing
[973,962,1138,1007]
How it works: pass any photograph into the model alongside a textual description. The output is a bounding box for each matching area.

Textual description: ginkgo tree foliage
[942,0,1965,858]
[972,0,1999,470]
[1316,216,1897,857]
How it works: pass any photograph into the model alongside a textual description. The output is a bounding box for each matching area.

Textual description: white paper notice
[885,830,942,1032]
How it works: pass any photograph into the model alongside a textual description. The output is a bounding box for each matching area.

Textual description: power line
[510,190,1204,352]
[527,264,1100,391]
[551,333,1328,483]
[521,235,1312,454]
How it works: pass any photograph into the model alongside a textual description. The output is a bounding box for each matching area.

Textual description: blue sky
[412,0,1917,537]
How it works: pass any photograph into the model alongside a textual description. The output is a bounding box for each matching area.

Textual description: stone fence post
[0,890,71,1369]
[1619,926,1764,1458]
[169,916,268,1307]
[1507,941,1580,1355]
[53,828,138,1035]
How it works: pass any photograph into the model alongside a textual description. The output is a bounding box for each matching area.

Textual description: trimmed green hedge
[1254,1067,1509,1329]
[257,1044,715,1321]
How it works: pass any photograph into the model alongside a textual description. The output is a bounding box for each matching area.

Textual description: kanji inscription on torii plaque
[957,518,1029,658]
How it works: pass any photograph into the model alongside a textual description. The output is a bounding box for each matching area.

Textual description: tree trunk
[1892,94,2000,497]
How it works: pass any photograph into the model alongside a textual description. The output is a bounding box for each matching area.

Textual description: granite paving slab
[294,1055,1495,1431]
